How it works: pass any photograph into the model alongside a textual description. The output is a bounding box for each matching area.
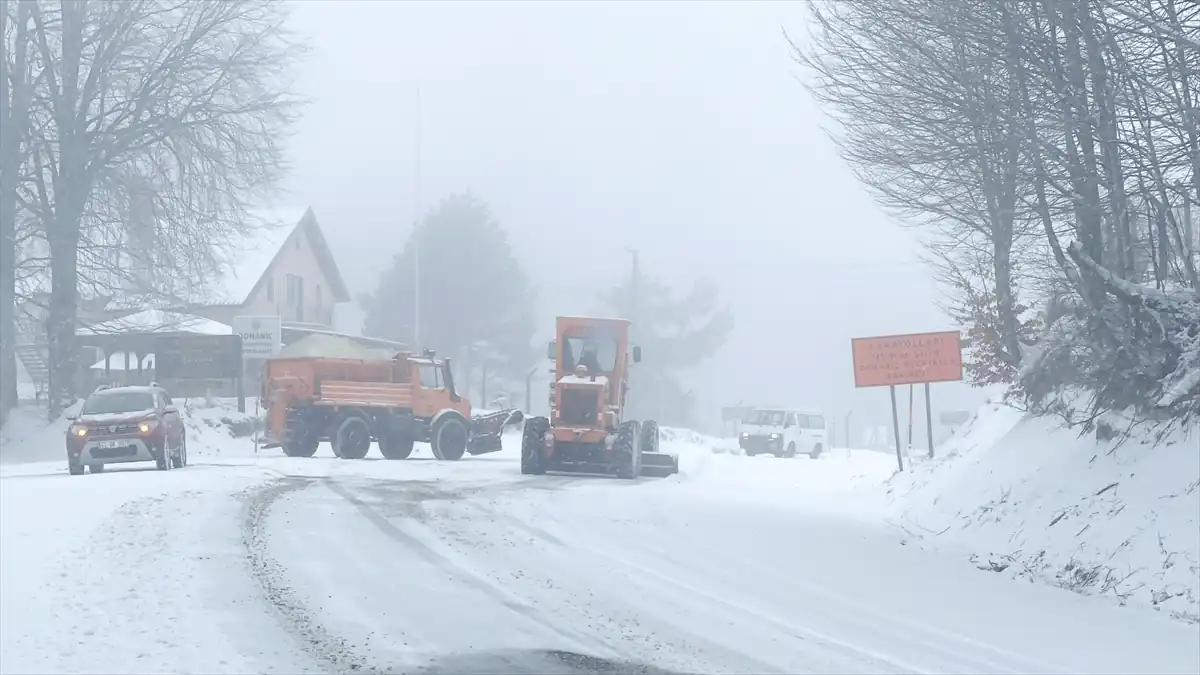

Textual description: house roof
[78,310,233,336]
[216,207,351,306]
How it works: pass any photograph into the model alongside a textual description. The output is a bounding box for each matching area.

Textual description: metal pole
[924,382,934,457]
[413,83,422,349]
[889,385,904,471]
[525,366,537,413]
[625,246,639,414]
[907,383,914,454]
[624,247,639,327]
[844,410,852,449]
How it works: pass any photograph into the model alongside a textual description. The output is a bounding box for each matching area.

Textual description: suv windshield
[81,391,156,415]
[745,410,785,426]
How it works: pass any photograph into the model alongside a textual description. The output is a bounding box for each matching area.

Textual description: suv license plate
[97,440,126,449]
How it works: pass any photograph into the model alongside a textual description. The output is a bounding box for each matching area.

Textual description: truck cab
[740,408,827,459]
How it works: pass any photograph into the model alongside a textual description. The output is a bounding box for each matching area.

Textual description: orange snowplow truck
[260,350,523,460]
[521,316,679,479]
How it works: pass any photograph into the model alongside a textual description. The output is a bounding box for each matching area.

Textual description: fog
[282,0,991,435]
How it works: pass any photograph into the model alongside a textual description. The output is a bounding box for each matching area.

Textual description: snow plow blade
[639,451,679,478]
[467,408,525,456]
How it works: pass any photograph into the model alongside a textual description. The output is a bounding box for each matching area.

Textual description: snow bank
[0,397,263,467]
[885,402,1200,622]
[0,405,74,464]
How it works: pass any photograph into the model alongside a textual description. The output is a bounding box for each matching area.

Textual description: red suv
[65,384,188,475]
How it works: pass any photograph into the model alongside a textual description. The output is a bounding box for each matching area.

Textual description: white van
[739,408,828,459]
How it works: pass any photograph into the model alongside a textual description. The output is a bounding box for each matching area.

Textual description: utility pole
[624,246,640,415]
[413,84,422,350]
[624,247,639,327]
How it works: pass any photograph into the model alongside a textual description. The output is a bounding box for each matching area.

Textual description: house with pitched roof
[191,207,352,330]
[13,207,376,399]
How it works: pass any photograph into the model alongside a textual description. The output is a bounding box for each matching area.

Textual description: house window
[286,274,305,322]
[266,277,274,302]
[316,284,322,307]
[295,233,301,250]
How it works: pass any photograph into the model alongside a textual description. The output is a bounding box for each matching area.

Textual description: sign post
[231,315,282,412]
[851,330,964,471]
[924,382,934,457]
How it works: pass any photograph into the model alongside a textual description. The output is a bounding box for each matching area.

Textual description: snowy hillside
[883,402,1200,622]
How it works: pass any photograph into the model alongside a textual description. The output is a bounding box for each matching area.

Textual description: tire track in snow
[634,523,1072,675]
[321,478,628,662]
[240,476,380,674]
[457,500,942,674]
[424,499,800,674]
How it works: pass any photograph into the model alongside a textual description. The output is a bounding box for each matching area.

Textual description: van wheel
[810,444,823,459]
[785,442,796,458]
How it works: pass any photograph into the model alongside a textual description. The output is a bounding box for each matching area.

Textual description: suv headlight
[138,420,158,434]
[69,424,88,437]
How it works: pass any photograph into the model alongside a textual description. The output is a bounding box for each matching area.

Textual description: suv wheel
[170,436,185,469]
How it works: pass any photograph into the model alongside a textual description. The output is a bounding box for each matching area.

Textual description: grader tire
[521,417,549,475]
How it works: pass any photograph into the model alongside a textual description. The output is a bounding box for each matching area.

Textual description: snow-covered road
[2,436,1197,674]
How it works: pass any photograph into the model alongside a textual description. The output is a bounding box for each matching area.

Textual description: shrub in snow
[1020,244,1200,436]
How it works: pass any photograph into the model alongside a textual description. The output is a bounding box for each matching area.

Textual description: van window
[785,413,797,428]
[807,415,826,429]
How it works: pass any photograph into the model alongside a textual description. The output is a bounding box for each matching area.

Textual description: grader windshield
[562,326,619,375]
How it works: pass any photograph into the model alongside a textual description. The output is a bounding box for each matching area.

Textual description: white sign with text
[232,315,282,359]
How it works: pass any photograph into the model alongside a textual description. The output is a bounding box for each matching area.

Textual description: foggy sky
[281,0,993,435]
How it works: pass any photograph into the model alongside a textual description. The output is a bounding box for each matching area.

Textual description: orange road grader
[521,316,679,479]
[260,349,523,460]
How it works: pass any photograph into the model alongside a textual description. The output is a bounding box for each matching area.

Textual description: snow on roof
[278,333,397,360]
[78,310,232,336]
[214,207,310,305]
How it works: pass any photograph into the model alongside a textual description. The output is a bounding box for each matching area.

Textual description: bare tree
[24,0,307,415]
[797,0,1200,425]
[794,0,1044,382]
[0,0,41,425]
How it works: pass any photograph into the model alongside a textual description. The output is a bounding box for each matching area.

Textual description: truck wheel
[379,435,414,460]
[521,417,549,475]
[432,416,468,461]
[615,421,641,480]
[809,443,823,459]
[68,458,84,476]
[282,438,319,458]
[334,415,372,460]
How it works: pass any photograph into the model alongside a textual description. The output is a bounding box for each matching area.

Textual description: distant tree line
[798,0,1199,432]
[360,192,733,427]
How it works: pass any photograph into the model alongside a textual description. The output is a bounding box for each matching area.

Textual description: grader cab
[520,316,679,479]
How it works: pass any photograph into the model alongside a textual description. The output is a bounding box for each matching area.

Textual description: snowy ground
[2,402,1198,674]
[882,402,1200,623]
